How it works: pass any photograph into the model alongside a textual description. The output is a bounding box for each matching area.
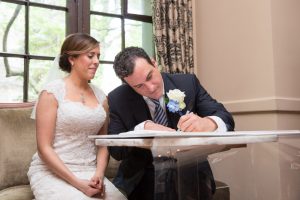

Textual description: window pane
[29,0,67,7]
[128,0,152,16]
[0,2,25,54]
[90,0,121,14]
[125,20,154,57]
[92,64,121,95]
[29,7,65,57]
[0,57,24,102]
[28,59,53,101]
[91,15,121,61]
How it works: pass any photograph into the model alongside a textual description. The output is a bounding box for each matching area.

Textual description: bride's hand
[76,179,101,197]
[90,174,105,196]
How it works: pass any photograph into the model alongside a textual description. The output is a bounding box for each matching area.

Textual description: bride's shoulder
[90,84,107,103]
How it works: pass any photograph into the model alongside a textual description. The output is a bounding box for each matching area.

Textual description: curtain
[153,0,194,73]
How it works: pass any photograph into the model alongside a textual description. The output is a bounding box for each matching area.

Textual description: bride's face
[71,46,100,80]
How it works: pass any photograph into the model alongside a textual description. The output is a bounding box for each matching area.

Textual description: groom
[108,47,235,200]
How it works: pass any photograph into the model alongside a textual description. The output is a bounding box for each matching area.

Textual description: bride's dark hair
[59,33,99,73]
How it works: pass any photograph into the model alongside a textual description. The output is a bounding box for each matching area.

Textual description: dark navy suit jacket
[108,73,235,196]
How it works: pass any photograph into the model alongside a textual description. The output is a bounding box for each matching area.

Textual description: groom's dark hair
[113,47,153,82]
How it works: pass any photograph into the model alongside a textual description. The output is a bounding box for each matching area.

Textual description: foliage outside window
[0,0,153,103]
[0,0,66,103]
[90,0,153,95]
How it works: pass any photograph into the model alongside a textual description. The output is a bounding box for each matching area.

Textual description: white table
[90,130,300,200]
[89,130,300,147]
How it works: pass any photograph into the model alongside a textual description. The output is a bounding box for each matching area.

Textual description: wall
[193,0,300,199]
[193,0,300,131]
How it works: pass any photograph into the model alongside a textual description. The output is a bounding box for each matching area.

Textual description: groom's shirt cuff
[134,121,146,131]
[208,116,228,132]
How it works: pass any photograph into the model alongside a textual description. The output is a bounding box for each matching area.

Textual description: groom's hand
[144,120,175,131]
[177,113,217,132]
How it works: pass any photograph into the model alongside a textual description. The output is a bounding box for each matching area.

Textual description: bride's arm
[91,98,110,190]
[36,91,100,197]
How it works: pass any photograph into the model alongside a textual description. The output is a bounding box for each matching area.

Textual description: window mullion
[67,0,78,34]
[80,0,90,34]
[24,1,30,102]
[67,0,90,34]
[121,0,126,50]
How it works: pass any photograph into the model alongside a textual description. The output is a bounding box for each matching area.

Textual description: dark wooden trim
[23,59,29,102]
[124,0,128,15]
[121,17,125,50]
[0,53,55,60]
[1,0,26,5]
[90,11,122,18]
[0,52,26,58]
[1,0,67,11]
[28,2,67,11]
[67,0,78,34]
[124,13,152,23]
[77,0,83,32]
[24,1,29,102]
[29,55,55,60]
[81,0,90,34]
[100,60,114,64]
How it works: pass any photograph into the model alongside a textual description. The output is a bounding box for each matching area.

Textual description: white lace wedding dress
[27,79,126,200]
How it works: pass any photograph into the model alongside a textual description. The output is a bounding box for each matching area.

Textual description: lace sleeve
[31,79,64,119]
[41,79,64,102]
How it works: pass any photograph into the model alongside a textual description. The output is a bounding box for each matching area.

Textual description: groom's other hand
[144,120,176,131]
[177,113,217,132]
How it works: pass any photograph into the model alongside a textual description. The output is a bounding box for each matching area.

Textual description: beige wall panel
[193,0,300,199]
[193,0,300,130]
[194,0,275,102]
[271,0,300,98]
[232,112,277,131]
[277,112,300,130]
[233,112,300,131]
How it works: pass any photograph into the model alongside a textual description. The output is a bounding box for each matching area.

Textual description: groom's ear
[151,58,158,68]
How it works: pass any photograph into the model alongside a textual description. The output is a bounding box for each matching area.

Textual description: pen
[177,110,191,132]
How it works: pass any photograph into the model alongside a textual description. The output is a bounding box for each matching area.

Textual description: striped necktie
[151,99,168,126]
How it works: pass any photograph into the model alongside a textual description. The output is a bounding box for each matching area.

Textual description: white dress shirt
[134,90,227,132]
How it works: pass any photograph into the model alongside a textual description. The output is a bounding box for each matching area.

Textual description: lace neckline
[60,78,101,109]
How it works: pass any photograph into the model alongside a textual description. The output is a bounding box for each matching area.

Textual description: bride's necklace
[80,92,86,104]
[67,77,88,105]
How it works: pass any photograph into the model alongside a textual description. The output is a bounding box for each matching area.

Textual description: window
[0,0,153,102]
[0,0,66,103]
[90,0,153,95]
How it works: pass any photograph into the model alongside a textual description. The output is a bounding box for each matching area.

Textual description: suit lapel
[129,92,152,124]
[162,73,181,129]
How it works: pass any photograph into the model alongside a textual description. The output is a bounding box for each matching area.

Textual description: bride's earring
[69,56,75,67]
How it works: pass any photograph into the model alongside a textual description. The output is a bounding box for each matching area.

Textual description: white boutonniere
[165,89,186,114]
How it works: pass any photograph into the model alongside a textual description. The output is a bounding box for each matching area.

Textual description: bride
[27,33,126,200]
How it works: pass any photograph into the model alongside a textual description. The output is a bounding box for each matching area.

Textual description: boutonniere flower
[165,89,186,114]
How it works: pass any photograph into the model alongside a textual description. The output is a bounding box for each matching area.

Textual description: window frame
[0,0,68,102]
[0,0,153,103]
[89,0,153,65]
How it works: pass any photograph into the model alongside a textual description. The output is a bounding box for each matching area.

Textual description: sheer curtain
[153,0,194,73]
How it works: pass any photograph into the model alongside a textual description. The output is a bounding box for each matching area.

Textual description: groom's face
[124,57,164,100]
